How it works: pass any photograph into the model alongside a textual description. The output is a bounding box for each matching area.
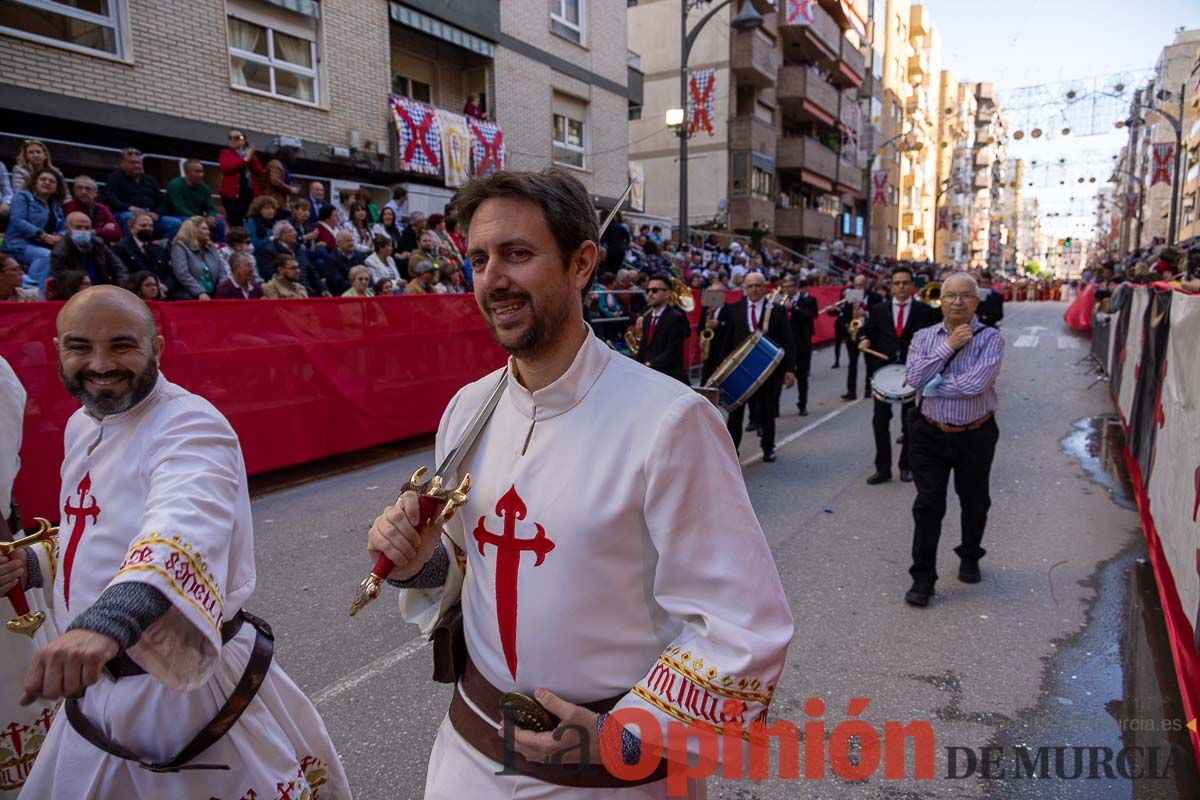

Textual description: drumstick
[860,345,889,360]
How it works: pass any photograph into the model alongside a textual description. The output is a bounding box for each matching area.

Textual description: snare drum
[703,331,784,411]
[871,364,915,404]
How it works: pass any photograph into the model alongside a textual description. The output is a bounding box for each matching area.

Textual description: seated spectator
[63,174,122,244]
[169,216,223,300]
[245,195,279,251]
[0,160,11,221]
[49,270,91,300]
[115,210,175,295]
[217,225,258,285]
[436,261,466,294]
[10,139,57,193]
[164,160,226,241]
[383,184,407,222]
[374,277,399,296]
[445,216,467,256]
[313,205,339,250]
[614,269,646,315]
[340,203,374,255]
[262,254,308,299]
[127,270,166,301]
[364,235,401,286]
[341,265,375,297]
[293,198,318,242]
[407,231,449,278]
[306,180,331,222]
[104,147,181,240]
[463,94,487,121]
[323,230,365,295]
[371,207,405,255]
[398,211,426,257]
[256,219,327,296]
[335,188,355,227]
[51,211,129,288]
[218,129,264,228]
[259,157,297,217]
[353,188,380,224]
[0,254,39,302]
[405,261,437,294]
[214,252,264,299]
[2,167,66,290]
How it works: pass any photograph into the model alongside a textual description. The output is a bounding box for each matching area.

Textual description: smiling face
[55,287,164,417]
[467,196,593,360]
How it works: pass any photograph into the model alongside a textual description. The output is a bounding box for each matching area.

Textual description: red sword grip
[370,494,445,580]
[6,585,30,617]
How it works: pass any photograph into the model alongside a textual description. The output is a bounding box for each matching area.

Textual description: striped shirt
[906,318,1003,425]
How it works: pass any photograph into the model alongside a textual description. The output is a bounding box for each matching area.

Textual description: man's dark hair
[392,185,407,200]
[274,252,296,273]
[226,226,251,247]
[891,265,915,281]
[454,168,599,274]
[646,274,671,289]
[317,204,337,223]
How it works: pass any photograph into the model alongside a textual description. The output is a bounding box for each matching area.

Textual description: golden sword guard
[2,518,58,637]
[349,468,473,616]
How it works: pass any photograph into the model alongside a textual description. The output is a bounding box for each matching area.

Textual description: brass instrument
[699,327,714,361]
[819,298,849,315]
[848,318,889,360]
[919,281,942,308]
[625,278,695,356]
[2,518,57,636]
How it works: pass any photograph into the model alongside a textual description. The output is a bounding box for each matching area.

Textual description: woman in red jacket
[218,129,264,228]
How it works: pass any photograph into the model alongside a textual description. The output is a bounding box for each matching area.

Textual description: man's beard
[60,353,158,416]
[481,289,570,360]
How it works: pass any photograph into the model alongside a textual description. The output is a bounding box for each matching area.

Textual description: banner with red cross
[390,96,442,176]
[870,170,889,206]
[786,0,815,25]
[686,66,717,138]
[467,117,506,177]
[1125,191,1140,221]
[1151,143,1174,187]
[937,207,948,230]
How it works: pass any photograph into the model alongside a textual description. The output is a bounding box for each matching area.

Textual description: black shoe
[797,408,809,416]
[832,362,841,368]
[747,422,758,433]
[841,392,856,401]
[905,583,935,607]
[958,560,981,584]
[899,469,912,482]
[763,450,777,462]
[866,472,891,485]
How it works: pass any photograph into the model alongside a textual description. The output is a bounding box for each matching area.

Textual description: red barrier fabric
[1063,282,1095,333]
[1,297,507,522]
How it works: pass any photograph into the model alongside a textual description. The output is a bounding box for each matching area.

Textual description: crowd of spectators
[0,134,474,303]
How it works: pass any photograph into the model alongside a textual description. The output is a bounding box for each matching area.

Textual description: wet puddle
[982,416,1198,799]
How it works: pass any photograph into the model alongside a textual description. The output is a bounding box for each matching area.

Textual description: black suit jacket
[832,288,884,328]
[709,297,796,412]
[978,289,1004,328]
[639,305,690,383]
[783,292,818,351]
[860,298,941,372]
[114,235,173,291]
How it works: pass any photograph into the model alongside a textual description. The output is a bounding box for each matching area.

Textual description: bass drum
[871,364,915,404]
[703,331,784,411]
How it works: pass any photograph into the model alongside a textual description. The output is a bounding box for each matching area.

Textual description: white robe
[20,374,350,800]
[0,357,58,800]
[399,329,794,798]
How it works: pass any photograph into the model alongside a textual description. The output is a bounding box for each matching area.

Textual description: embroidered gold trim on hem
[656,652,772,705]
[631,686,764,742]
[115,564,222,632]
[117,531,222,605]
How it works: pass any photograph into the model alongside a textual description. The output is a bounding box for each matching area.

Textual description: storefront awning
[262,0,320,19]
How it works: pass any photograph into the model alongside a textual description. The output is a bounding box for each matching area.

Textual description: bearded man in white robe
[15,286,350,799]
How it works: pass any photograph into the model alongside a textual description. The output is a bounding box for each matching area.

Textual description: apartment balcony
[778,1,839,67]
[728,115,777,160]
[778,65,839,126]
[729,195,775,232]
[901,211,916,229]
[907,51,928,81]
[973,173,990,190]
[909,5,929,37]
[836,37,866,88]
[775,206,836,241]
[777,135,839,186]
[731,28,777,89]
[836,160,862,194]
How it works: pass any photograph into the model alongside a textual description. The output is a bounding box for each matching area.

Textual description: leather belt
[922,412,994,433]
[103,612,247,681]
[448,655,669,788]
[65,610,274,773]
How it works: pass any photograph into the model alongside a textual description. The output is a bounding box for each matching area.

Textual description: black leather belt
[65,610,274,773]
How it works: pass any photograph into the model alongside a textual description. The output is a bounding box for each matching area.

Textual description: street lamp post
[930,177,962,267]
[862,122,915,262]
[673,0,764,247]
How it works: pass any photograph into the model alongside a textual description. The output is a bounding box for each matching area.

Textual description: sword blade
[598,179,638,240]
[433,368,509,483]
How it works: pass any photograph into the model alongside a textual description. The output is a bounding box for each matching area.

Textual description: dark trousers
[224,194,252,229]
[833,322,847,364]
[908,415,999,585]
[847,346,871,396]
[873,398,913,475]
[795,346,812,411]
[728,389,776,454]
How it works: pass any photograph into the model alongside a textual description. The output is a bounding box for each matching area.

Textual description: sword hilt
[349,468,472,617]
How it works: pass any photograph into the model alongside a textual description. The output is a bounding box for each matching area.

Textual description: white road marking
[741,399,865,467]
[1014,335,1039,348]
[311,632,430,707]
[1057,336,1082,350]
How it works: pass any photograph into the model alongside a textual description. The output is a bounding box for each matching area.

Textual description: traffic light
[1064,237,1072,248]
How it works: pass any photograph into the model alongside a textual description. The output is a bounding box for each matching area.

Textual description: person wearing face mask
[114,211,174,296]
[50,211,129,289]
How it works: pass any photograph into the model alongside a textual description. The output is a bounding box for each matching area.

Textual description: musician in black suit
[977,270,1004,328]
[830,274,883,400]
[858,266,940,484]
[635,274,691,384]
[781,274,818,415]
[707,272,796,462]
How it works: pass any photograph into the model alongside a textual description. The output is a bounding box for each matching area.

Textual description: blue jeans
[5,242,51,289]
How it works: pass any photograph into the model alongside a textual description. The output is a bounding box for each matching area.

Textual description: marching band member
[635,273,691,384]
[368,169,793,797]
[976,270,1004,328]
[903,273,1003,607]
[857,266,939,485]
[706,272,796,462]
[832,274,881,400]
[780,275,817,416]
[19,287,349,799]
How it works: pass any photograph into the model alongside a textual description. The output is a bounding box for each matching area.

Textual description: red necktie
[751,302,760,329]
[895,302,906,337]
[645,313,658,344]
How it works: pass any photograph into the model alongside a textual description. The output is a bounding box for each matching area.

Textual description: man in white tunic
[367,170,794,798]
[0,356,58,799]
[16,286,350,799]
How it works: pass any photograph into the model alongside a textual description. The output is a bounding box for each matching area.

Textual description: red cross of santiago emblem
[472,485,555,680]
[62,472,101,609]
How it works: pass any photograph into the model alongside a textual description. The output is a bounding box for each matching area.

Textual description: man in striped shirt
[902,272,1004,607]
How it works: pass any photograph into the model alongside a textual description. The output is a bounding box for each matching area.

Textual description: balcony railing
[777,135,839,184]
[777,65,839,124]
[731,28,776,89]
[775,206,836,240]
[729,195,775,231]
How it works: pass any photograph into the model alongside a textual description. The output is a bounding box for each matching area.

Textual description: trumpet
[919,281,942,308]
[625,278,695,356]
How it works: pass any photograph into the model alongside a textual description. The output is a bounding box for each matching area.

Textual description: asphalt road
[248,300,1180,799]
